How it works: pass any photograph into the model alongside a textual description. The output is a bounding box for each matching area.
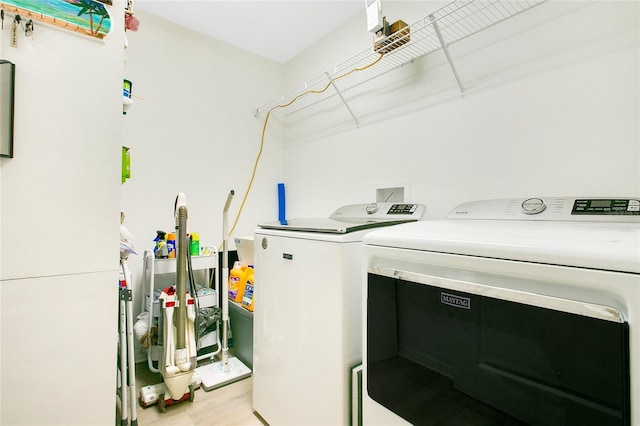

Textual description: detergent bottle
[241,268,255,312]
[167,232,176,259]
[189,232,200,256]
[228,262,250,303]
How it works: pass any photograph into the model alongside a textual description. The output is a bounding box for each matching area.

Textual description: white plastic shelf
[152,254,217,275]
[255,0,546,122]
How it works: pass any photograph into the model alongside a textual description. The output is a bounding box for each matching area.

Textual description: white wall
[0,2,124,425]
[121,11,285,360]
[280,1,640,219]
[122,1,638,362]
[1,1,634,423]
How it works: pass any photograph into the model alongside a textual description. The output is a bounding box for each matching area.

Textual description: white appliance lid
[364,220,640,273]
[257,217,420,234]
[258,202,426,234]
[364,197,640,274]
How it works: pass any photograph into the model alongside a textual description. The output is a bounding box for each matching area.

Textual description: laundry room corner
[1,0,638,424]
[120,8,287,362]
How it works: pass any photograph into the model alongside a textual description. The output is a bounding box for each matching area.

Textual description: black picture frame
[0,60,15,158]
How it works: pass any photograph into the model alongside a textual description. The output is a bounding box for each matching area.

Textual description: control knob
[521,198,546,215]
[365,203,379,214]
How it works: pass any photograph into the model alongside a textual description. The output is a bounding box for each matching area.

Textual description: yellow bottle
[167,232,176,259]
[228,262,250,303]
[241,269,255,312]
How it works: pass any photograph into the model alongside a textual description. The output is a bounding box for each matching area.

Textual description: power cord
[224,52,386,242]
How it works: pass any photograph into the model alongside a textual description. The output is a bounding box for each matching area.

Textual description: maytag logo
[441,292,470,309]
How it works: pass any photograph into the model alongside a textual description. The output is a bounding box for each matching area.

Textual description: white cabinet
[142,249,221,372]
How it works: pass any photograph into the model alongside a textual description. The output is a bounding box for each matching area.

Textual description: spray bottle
[154,230,168,259]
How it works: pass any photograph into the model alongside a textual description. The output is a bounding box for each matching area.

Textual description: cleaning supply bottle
[167,232,176,259]
[228,262,249,303]
[241,269,255,312]
[154,230,168,259]
[189,232,200,256]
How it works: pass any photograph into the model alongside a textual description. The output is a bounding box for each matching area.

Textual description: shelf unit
[142,248,221,373]
[255,0,547,125]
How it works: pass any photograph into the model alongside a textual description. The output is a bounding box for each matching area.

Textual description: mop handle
[222,190,235,271]
[220,190,235,365]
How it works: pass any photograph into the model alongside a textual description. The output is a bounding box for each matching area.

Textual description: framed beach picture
[0,0,111,39]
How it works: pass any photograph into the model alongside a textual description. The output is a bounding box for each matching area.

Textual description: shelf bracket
[326,72,359,125]
[430,14,465,95]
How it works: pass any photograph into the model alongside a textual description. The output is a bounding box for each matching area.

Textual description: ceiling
[132,1,365,64]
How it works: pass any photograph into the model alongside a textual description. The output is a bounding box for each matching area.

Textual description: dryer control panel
[572,199,640,216]
[447,197,640,222]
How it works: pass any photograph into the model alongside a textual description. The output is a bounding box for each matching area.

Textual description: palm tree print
[64,0,108,36]
[0,0,111,39]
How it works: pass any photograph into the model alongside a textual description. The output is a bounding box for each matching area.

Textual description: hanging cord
[222,52,385,246]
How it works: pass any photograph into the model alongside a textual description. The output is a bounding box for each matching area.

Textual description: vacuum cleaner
[195,189,251,391]
[118,223,138,426]
[155,192,198,411]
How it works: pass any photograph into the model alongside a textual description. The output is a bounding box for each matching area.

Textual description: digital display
[572,199,640,215]
[388,204,417,215]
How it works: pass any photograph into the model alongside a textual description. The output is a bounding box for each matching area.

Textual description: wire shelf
[255,0,547,120]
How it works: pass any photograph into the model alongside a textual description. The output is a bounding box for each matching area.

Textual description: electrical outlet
[376,187,404,203]
[366,0,383,33]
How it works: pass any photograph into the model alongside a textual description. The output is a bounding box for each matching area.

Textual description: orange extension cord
[225,52,385,242]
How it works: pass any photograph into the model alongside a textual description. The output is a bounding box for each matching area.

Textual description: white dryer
[363,197,640,426]
[253,203,425,426]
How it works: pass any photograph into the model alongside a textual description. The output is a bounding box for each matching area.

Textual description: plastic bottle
[228,262,250,303]
[154,230,168,259]
[189,232,200,256]
[167,232,176,259]
[241,269,255,312]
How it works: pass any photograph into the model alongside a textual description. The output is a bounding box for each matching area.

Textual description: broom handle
[221,190,235,363]
[222,190,234,271]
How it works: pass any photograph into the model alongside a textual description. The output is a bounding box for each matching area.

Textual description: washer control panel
[572,199,640,216]
[331,203,426,221]
[448,197,640,222]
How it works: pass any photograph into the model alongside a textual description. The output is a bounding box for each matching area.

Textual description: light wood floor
[124,360,266,426]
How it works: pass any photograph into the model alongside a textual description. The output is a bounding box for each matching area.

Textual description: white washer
[363,197,640,426]
[253,203,425,426]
